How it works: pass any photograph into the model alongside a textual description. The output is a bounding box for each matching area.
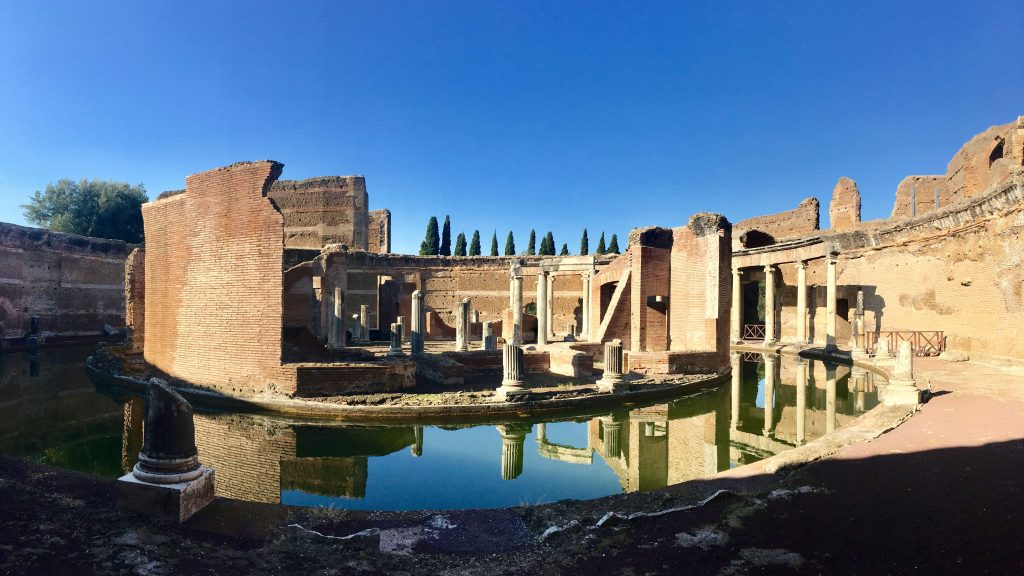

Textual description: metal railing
[742,324,766,340]
[866,331,945,355]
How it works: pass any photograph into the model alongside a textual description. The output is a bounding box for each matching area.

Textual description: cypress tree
[454,232,467,256]
[469,230,481,256]
[542,231,555,255]
[527,229,536,255]
[596,232,606,255]
[608,233,620,254]
[580,228,589,256]
[504,231,516,255]
[559,243,569,256]
[421,216,440,255]
[489,232,499,256]
[439,215,452,256]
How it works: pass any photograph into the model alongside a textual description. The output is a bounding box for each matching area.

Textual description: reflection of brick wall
[142,161,286,392]
[194,415,297,504]
[0,222,131,337]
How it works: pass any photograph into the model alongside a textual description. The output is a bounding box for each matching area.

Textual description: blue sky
[1,1,1020,253]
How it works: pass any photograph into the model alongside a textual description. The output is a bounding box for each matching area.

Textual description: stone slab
[117,467,215,523]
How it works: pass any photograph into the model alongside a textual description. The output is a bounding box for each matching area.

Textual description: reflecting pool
[0,347,882,510]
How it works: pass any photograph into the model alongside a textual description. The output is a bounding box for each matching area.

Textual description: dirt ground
[1,357,1021,575]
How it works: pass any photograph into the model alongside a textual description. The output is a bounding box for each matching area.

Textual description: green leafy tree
[439,215,452,256]
[608,234,620,254]
[21,178,148,243]
[469,230,481,256]
[526,229,536,255]
[420,216,440,255]
[559,243,569,256]
[504,231,516,255]
[454,232,467,256]
[580,228,589,255]
[596,232,607,254]
[489,231,499,256]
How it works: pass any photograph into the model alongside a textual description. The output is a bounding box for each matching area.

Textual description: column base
[117,467,215,523]
[597,376,626,394]
[495,383,529,402]
[883,381,921,406]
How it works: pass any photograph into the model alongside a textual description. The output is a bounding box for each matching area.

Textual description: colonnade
[730,256,839,348]
[509,262,596,344]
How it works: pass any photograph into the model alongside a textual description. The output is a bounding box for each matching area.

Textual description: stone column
[763,354,776,436]
[495,343,526,401]
[329,287,345,349]
[731,267,743,343]
[410,290,425,354]
[581,271,592,341]
[600,415,623,458]
[396,316,406,342]
[359,305,370,341]
[884,340,921,405]
[536,422,547,443]
[497,424,531,480]
[763,265,776,346]
[411,426,423,457]
[875,337,894,363]
[480,321,495,350]
[825,257,838,353]
[536,270,549,345]
[852,290,868,359]
[455,298,470,351]
[825,362,837,433]
[597,339,625,393]
[388,323,403,357]
[730,352,742,430]
[795,261,808,345]
[795,357,808,444]
[510,263,524,345]
[547,273,555,339]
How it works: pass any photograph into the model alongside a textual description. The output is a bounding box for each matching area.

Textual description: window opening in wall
[989,139,1004,167]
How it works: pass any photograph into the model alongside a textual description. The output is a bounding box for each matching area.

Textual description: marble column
[875,337,894,362]
[795,357,808,444]
[825,362,837,433]
[884,340,921,405]
[795,261,808,345]
[825,257,838,353]
[536,270,549,345]
[597,339,625,393]
[731,267,743,343]
[581,271,592,341]
[730,352,742,430]
[359,304,370,341]
[547,273,554,339]
[852,290,868,359]
[497,424,531,480]
[510,263,524,345]
[481,321,495,350]
[455,298,470,351]
[411,426,423,457]
[410,290,425,354]
[763,354,776,436]
[763,265,776,346]
[388,323,403,357]
[329,287,345,349]
[396,316,406,343]
[495,343,525,401]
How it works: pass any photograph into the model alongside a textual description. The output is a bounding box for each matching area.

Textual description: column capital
[795,260,807,270]
[763,264,775,273]
[732,266,742,276]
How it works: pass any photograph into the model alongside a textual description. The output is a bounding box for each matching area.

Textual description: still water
[0,346,881,510]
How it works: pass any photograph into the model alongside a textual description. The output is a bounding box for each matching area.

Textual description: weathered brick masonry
[0,222,132,339]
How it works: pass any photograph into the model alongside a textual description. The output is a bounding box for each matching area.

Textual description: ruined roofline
[0,220,135,255]
[148,160,286,206]
[270,175,366,191]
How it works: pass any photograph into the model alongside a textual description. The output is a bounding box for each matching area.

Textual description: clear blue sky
[1,1,1021,253]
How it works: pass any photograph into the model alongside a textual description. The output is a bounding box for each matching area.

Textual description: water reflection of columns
[121,396,145,474]
[730,352,742,430]
[497,423,531,480]
[411,425,423,457]
[763,354,777,437]
[795,357,808,444]
[599,414,624,459]
[851,366,867,413]
[825,362,838,433]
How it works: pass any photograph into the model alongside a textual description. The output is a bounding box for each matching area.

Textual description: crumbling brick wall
[829,177,861,231]
[367,209,391,253]
[0,222,132,338]
[268,176,369,250]
[141,160,286,393]
[891,175,949,219]
[669,214,731,367]
[733,197,819,246]
[124,247,145,353]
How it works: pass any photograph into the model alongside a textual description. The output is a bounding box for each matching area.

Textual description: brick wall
[268,176,369,250]
[142,161,286,393]
[367,209,391,253]
[124,248,145,353]
[0,222,132,338]
[829,177,861,230]
[733,197,819,244]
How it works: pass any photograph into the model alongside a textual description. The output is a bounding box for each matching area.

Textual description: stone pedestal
[564,323,576,342]
[117,378,215,523]
[885,341,921,405]
[482,335,497,351]
[495,343,526,401]
[388,323,403,357]
[597,339,625,393]
[410,290,425,354]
